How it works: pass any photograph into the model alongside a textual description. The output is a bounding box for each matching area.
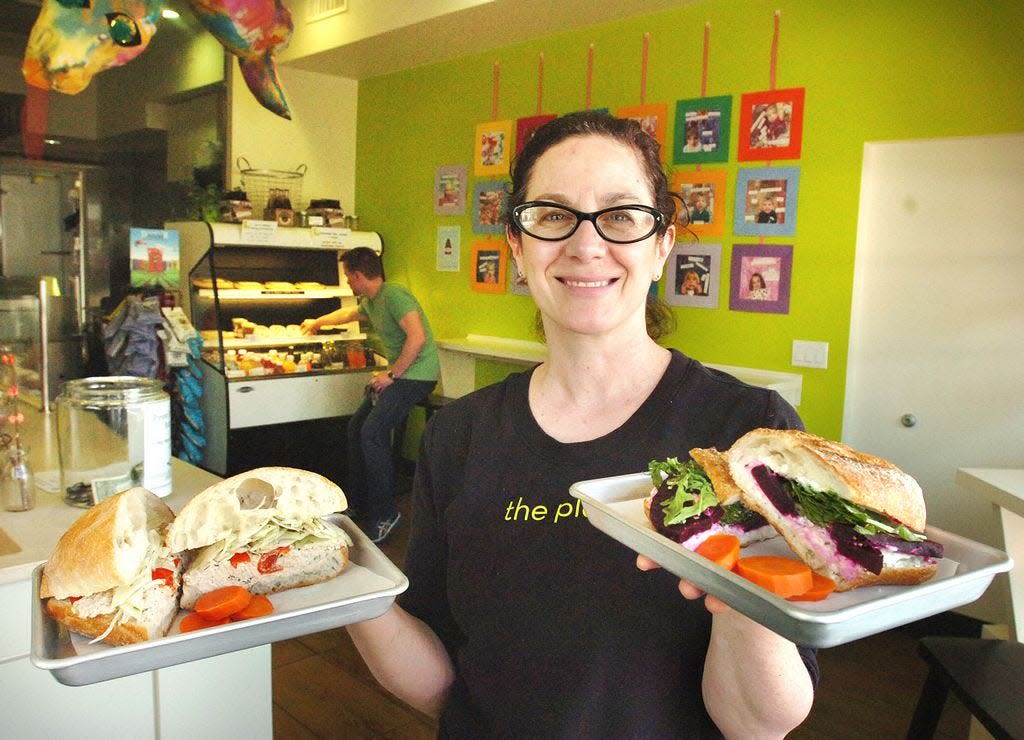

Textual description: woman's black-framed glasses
[512,201,665,244]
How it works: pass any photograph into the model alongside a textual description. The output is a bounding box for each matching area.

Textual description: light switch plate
[792,340,829,369]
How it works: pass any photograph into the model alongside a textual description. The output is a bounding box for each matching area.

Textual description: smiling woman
[345,111,818,738]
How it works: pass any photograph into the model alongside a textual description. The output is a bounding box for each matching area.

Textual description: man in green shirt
[302,247,440,543]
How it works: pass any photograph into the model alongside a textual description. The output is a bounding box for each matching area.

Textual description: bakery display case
[169,221,384,476]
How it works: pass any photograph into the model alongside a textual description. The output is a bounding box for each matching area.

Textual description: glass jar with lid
[56,376,172,507]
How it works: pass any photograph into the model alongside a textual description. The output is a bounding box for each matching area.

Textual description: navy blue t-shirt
[399,350,818,738]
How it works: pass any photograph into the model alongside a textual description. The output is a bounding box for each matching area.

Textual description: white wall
[228,64,357,215]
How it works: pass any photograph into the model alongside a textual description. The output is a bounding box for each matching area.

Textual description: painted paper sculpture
[22,0,164,95]
[188,0,293,119]
[21,0,293,119]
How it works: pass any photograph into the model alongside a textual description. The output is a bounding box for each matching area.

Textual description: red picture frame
[737,88,805,162]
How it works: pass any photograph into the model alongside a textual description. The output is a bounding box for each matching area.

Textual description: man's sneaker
[368,511,401,544]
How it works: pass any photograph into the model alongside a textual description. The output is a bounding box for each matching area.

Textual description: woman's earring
[653,270,663,281]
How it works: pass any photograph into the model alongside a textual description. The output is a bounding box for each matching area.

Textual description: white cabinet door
[843,134,1024,625]
[0,658,155,738]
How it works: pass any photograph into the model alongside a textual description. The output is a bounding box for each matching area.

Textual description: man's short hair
[340,247,382,279]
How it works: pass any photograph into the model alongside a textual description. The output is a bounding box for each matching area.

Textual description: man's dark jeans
[346,378,436,523]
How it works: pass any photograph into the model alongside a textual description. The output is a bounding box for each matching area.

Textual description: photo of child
[674,96,731,164]
[739,256,781,301]
[734,167,800,236]
[743,179,787,225]
[684,109,722,153]
[729,244,793,314]
[737,88,804,162]
[749,101,792,149]
[665,243,721,309]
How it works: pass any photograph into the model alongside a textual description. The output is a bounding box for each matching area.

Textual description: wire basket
[236,157,307,212]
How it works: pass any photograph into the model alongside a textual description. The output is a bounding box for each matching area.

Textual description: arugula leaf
[648,458,719,526]
[786,480,926,542]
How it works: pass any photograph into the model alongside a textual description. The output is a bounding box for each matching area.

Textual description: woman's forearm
[702,609,814,738]
[346,604,456,717]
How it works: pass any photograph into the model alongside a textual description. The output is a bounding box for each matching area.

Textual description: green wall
[356,0,1024,439]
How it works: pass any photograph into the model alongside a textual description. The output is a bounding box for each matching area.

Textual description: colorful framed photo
[475,120,513,176]
[472,180,508,234]
[734,167,800,237]
[665,243,721,309]
[471,241,507,293]
[437,226,461,272]
[671,169,728,237]
[737,87,805,161]
[516,114,556,156]
[434,165,467,216]
[673,95,732,164]
[617,103,668,153]
[509,256,530,296]
[729,244,793,314]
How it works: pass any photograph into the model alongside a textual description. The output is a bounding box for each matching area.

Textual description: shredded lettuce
[87,530,176,643]
[192,514,352,571]
[786,480,926,542]
[648,457,719,526]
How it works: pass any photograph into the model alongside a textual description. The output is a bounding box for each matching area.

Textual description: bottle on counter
[1,445,34,512]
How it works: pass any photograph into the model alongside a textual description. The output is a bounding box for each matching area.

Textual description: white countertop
[0,402,221,585]
[436,334,803,407]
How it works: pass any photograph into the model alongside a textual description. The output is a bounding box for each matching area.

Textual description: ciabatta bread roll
[40,487,180,645]
[727,429,943,591]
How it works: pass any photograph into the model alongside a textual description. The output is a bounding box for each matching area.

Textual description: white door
[843,134,1024,626]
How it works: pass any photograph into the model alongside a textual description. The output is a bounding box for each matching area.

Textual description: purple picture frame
[729,244,793,314]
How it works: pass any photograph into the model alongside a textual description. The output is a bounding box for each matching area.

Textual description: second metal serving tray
[570,473,1013,648]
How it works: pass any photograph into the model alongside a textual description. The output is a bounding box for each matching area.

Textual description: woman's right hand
[300,318,320,335]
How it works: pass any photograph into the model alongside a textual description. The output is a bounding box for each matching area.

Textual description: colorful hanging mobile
[21,0,294,120]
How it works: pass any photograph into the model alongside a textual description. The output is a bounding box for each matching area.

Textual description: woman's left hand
[636,554,732,614]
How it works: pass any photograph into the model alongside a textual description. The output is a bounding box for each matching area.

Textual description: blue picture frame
[472,180,508,234]
[733,167,801,237]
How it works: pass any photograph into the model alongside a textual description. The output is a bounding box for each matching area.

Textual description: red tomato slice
[230,552,251,568]
[257,546,290,574]
[151,567,175,588]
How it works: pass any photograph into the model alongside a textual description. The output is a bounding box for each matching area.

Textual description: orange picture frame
[671,169,728,237]
[617,102,668,154]
[470,241,507,293]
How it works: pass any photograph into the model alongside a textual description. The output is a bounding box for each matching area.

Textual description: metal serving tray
[31,515,407,686]
[571,473,1013,648]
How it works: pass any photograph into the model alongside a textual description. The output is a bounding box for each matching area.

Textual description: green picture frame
[673,95,732,165]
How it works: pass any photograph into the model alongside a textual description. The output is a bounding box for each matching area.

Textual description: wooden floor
[271,486,979,739]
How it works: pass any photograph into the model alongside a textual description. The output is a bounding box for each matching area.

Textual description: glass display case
[170,221,384,476]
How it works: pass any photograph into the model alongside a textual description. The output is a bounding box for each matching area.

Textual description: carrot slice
[180,612,229,633]
[694,534,741,571]
[735,556,814,597]
[194,585,253,621]
[230,594,274,621]
[788,572,837,602]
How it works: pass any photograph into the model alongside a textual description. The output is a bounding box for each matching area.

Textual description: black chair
[906,636,1024,739]
[393,392,453,474]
